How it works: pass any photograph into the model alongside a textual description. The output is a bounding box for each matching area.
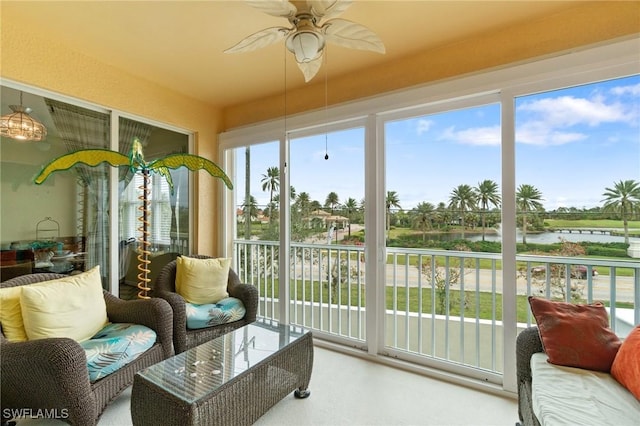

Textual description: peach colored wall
[223,1,640,129]
[0,18,223,255]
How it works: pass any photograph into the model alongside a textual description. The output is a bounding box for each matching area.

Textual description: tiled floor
[99,345,518,426]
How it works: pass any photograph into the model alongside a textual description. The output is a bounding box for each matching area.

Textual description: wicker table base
[131,320,313,426]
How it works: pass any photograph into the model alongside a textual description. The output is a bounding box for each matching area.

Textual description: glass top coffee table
[131,320,313,426]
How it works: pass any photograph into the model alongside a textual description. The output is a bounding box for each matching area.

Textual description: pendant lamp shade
[0,92,47,142]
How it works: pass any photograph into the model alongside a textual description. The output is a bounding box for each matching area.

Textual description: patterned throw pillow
[176,257,230,304]
[528,296,621,372]
[611,326,640,400]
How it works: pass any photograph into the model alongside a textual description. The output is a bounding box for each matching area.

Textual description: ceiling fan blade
[297,55,323,82]
[322,18,385,54]
[245,0,297,18]
[307,0,351,20]
[225,27,292,54]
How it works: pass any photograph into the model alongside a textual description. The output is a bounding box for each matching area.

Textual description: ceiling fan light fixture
[0,93,47,142]
[226,0,384,81]
[287,31,323,63]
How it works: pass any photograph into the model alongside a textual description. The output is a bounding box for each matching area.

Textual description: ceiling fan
[225,0,385,82]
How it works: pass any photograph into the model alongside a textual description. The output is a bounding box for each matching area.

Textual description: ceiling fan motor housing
[286,14,325,63]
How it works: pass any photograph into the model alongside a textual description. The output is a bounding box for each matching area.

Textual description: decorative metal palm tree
[34,138,233,299]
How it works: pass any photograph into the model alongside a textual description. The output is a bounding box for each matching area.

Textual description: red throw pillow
[528,296,621,372]
[611,326,640,400]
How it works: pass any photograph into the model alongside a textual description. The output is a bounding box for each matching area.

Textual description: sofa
[516,324,640,426]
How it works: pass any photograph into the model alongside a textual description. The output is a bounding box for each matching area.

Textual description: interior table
[131,319,313,426]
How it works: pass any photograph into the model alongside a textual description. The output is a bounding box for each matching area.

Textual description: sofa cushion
[611,325,640,400]
[528,296,621,372]
[0,285,30,342]
[185,297,246,329]
[20,266,109,342]
[176,256,230,304]
[81,322,156,382]
[531,352,640,425]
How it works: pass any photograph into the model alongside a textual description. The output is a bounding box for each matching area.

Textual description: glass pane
[289,128,366,339]
[118,118,189,299]
[1,87,111,288]
[515,75,640,336]
[233,141,281,317]
[384,103,503,372]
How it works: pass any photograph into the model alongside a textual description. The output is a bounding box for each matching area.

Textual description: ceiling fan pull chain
[324,49,329,160]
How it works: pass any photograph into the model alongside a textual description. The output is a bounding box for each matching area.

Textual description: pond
[421,226,628,244]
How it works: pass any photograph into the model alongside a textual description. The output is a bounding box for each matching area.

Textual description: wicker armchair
[0,273,174,426]
[153,255,258,354]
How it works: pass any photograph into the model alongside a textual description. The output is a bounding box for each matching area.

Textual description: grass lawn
[256,279,634,324]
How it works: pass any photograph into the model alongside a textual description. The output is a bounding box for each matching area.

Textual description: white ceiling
[2,0,579,109]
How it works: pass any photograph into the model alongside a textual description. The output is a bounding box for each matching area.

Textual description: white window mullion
[500,89,518,393]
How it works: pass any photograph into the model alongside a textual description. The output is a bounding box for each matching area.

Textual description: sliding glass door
[117,118,190,298]
[1,84,193,294]
[288,127,367,342]
[383,99,504,379]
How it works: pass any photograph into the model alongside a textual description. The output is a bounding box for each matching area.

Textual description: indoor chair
[0,272,174,426]
[153,254,258,354]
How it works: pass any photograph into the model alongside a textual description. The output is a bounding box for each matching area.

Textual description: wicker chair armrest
[516,326,544,384]
[154,290,187,322]
[1,338,95,413]
[228,283,258,323]
[154,290,187,353]
[104,292,174,358]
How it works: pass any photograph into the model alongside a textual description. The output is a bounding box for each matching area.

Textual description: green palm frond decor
[34,138,233,298]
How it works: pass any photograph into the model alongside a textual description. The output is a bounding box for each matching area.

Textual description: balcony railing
[233,240,640,379]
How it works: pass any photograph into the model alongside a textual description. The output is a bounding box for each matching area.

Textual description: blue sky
[236,74,640,211]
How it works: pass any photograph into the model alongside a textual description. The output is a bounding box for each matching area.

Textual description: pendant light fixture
[0,91,47,142]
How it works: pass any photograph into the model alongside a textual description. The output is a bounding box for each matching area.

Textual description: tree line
[242,163,640,245]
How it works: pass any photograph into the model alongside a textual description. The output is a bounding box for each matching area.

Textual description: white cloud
[439,125,501,146]
[518,95,630,127]
[416,119,434,135]
[610,83,640,96]
[516,121,586,146]
[514,91,639,146]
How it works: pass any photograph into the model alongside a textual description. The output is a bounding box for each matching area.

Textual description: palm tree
[476,180,501,241]
[261,166,279,225]
[296,192,311,216]
[602,179,640,244]
[342,197,358,238]
[386,191,401,239]
[516,184,544,244]
[325,192,340,214]
[435,202,449,229]
[411,202,435,241]
[242,195,259,222]
[34,138,232,299]
[310,200,322,212]
[448,184,477,239]
[289,185,297,204]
